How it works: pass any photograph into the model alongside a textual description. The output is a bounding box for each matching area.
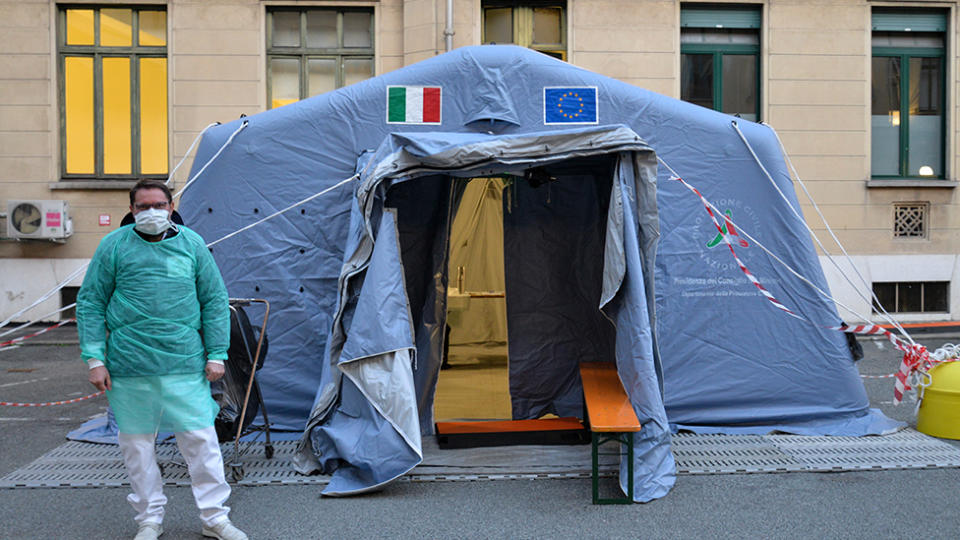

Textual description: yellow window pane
[272,98,299,109]
[66,9,94,46]
[484,8,513,44]
[101,9,132,46]
[532,8,562,46]
[65,57,94,174]
[103,57,131,174]
[270,58,300,108]
[140,58,168,175]
[139,11,167,46]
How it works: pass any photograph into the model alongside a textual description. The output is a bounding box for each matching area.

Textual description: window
[58,7,168,178]
[482,1,566,60]
[873,281,948,313]
[871,10,946,179]
[267,8,374,109]
[680,5,760,121]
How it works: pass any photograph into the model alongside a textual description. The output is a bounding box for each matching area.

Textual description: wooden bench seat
[580,361,641,504]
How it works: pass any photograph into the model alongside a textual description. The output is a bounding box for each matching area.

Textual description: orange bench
[580,362,641,504]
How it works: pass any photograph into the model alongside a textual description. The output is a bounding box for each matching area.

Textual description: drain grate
[2,429,958,488]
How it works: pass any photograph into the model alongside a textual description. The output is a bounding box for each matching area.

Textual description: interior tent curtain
[503,160,616,420]
[447,177,508,346]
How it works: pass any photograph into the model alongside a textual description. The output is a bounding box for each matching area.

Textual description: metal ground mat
[2,429,958,488]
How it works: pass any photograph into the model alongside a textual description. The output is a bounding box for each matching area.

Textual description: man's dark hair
[129,179,173,205]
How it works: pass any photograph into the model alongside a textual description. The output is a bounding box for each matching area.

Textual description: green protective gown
[77,224,230,434]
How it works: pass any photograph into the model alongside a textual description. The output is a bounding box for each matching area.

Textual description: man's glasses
[134,202,170,211]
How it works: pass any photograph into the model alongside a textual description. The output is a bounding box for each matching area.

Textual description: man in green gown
[78,179,248,540]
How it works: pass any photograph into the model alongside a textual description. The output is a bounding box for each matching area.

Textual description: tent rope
[206,174,358,248]
[174,121,248,200]
[661,164,928,403]
[761,121,913,344]
[166,122,220,190]
[656,157,871,325]
[0,265,86,331]
[0,304,76,340]
[658,151,960,405]
[732,120,913,345]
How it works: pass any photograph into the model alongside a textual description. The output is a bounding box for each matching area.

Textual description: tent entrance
[435,177,511,422]
[431,175,590,447]
[385,155,618,447]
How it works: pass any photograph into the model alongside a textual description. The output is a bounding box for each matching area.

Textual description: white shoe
[202,520,248,540]
[133,522,162,540]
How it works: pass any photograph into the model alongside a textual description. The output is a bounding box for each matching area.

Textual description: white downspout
[444,0,454,51]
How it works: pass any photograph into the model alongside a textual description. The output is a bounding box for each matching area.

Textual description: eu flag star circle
[557,92,584,118]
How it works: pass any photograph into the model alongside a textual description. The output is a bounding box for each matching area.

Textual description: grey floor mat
[2,429,958,488]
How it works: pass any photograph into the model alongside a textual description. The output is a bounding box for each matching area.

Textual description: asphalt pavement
[1,324,958,539]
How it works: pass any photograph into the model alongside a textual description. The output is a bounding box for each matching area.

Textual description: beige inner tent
[434,177,512,420]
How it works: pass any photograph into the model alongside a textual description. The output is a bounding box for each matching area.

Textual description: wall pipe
[444,0,454,51]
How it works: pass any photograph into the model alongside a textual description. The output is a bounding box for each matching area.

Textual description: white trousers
[118,426,231,527]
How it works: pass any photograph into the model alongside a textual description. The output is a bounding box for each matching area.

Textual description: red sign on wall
[99,214,111,226]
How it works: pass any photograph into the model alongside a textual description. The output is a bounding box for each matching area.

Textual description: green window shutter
[872,11,946,32]
[681,7,761,29]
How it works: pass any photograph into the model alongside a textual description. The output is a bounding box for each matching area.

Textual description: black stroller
[211,298,273,481]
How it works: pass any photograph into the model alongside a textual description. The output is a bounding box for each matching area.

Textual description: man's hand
[205,362,225,382]
[89,365,111,391]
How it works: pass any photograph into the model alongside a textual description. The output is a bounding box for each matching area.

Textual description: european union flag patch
[543,87,598,124]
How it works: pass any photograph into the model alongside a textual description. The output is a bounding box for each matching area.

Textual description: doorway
[434,177,511,421]
[383,154,619,436]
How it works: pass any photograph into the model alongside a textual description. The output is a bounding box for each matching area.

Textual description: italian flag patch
[387,86,442,124]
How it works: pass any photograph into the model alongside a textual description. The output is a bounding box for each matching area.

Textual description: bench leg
[591,432,599,504]
[626,431,634,501]
[592,432,634,505]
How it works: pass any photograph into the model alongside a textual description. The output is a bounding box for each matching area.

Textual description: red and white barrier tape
[673,176,804,322]
[0,318,75,349]
[671,174,952,404]
[1,390,104,407]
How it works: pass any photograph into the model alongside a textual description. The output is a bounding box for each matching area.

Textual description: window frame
[870,45,947,180]
[680,42,761,120]
[872,281,949,314]
[265,7,375,109]
[481,1,567,61]
[56,6,168,180]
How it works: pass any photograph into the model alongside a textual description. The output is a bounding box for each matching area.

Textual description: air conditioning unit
[6,200,73,240]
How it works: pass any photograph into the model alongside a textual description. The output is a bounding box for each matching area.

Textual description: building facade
[1,0,959,326]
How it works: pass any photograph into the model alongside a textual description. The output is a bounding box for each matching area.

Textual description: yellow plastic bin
[916,362,960,440]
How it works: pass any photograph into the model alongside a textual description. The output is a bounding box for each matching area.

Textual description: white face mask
[134,208,172,236]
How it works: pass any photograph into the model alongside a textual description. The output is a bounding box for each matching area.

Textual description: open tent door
[297,125,675,501]
[435,176,511,422]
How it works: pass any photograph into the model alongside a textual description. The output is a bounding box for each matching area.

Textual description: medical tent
[179,45,901,502]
